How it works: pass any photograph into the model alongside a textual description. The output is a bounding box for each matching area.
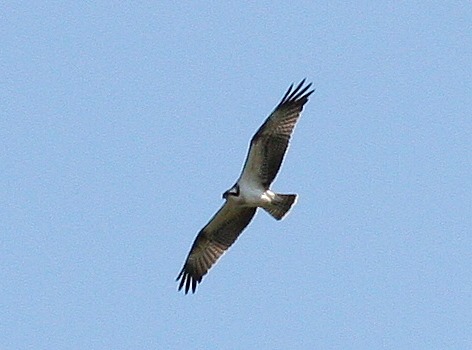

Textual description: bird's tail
[263,193,297,221]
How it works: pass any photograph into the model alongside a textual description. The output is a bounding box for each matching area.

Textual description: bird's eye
[232,185,240,196]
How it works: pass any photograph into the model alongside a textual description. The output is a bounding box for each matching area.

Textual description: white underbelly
[238,178,274,206]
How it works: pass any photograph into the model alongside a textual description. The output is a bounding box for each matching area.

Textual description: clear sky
[2,2,471,349]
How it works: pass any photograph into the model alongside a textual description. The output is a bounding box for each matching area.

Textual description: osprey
[177,80,314,294]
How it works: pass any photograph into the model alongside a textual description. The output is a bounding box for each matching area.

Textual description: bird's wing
[239,80,314,188]
[176,201,257,294]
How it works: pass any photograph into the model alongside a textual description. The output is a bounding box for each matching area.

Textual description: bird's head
[222,184,240,199]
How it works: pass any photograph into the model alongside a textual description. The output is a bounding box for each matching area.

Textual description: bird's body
[227,177,274,206]
[177,80,314,294]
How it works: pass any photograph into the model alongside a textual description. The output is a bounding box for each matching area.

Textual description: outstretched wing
[176,202,257,294]
[240,80,314,188]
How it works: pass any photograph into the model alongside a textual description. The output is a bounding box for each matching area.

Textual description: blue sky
[2,2,471,349]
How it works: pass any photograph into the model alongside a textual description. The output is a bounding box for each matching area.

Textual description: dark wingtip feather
[176,267,184,282]
[176,265,201,294]
[279,79,314,106]
[280,82,294,103]
[176,268,186,291]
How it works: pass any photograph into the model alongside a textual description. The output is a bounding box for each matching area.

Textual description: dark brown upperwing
[176,203,257,294]
[240,80,314,188]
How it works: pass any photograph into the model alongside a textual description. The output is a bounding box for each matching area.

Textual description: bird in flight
[176,80,314,294]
